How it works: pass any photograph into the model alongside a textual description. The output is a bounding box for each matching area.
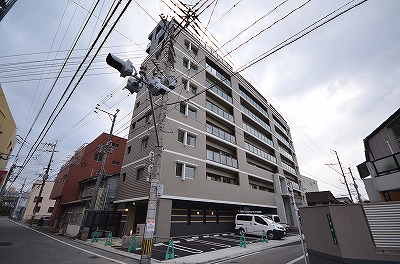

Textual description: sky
[0,0,399,201]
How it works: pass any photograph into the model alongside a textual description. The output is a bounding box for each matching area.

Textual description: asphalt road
[0,217,137,264]
[211,241,305,264]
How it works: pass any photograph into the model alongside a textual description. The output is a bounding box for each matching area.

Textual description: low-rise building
[23,180,55,222]
[357,108,400,202]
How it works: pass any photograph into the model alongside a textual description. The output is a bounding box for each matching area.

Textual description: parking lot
[126,233,275,261]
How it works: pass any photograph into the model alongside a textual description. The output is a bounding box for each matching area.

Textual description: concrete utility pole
[12,177,26,219]
[332,150,353,203]
[348,167,362,203]
[80,108,119,238]
[29,142,57,226]
[140,20,176,264]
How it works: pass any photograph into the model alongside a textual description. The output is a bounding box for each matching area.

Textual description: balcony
[245,142,276,164]
[206,149,238,168]
[241,105,271,132]
[278,146,294,162]
[205,61,231,87]
[206,79,233,104]
[206,101,234,123]
[373,152,400,176]
[243,122,274,148]
[206,123,236,144]
[240,90,269,117]
[282,162,297,175]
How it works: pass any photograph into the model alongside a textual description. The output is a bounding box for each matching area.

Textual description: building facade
[357,108,400,202]
[0,84,16,186]
[23,180,55,222]
[115,19,304,238]
[49,133,126,233]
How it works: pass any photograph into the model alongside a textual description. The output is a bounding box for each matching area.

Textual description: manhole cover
[0,242,12,246]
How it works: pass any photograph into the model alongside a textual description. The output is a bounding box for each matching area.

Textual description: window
[176,163,196,180]
[188,107,197,119]
[190,63,198,71]
[255,216,267,225]
[179,103,197,119]
[34,196,43,203]
[34,206,41,213]
[47,207,54,213]
[93,152,103,162]
[184,39,190,49]
[135,101,140,108]
[127,146,131,154]
[131,122,136,130]
[145,112,152,123]
[141,137,148,149]
[177,130,196,147]
[191,46,198,56]
[183,58,189,69]
[112,160,120,166]
[189,84,197,95]
[136,167,145,180]
[182,78,188,90]
[112,142,119,148]
[122,173,126,182]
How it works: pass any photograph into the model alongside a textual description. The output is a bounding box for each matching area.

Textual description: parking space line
[173,244,204,253]
[194,239,231,248]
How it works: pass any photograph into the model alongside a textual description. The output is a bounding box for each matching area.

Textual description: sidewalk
[78,234,301,264]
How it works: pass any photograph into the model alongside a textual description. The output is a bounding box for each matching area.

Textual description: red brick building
[50,133,126,234]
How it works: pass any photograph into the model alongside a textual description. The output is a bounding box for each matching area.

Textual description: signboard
[327,214,338,245]
[146,219,155,232]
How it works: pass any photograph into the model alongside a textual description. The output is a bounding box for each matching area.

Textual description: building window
[145,111,152,123]
[182,78,188,90]
[34,206,41,212]
[112,160,120,166]
[141,137,148,149]
[93,152,103,162]
[47,207,54,213]
[183,58,189,69]
[131,122,136,130]
[191,46,198,56]
[176,163,196,180]
[127,146,131,154]
[190,63,198,71]
[179,103,197,119]
[112,142,119,148]
[184,39,190,49]
[189,84,197,95]
[136,167,145,180]
[122,173,126,182]
[136,101,140,108]
[177,130,196,147]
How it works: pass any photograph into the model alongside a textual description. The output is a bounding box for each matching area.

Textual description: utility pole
[332,150,353,203]
[140,19,176,264]
[80,108,119,239]
[12,177,26,219]
[348,167,362,203]
[29,142,57,226]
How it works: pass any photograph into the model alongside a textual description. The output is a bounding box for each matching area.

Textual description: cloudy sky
[1,0,399,200]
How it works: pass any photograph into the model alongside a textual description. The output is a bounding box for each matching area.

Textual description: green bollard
[91,229,99,243]
[240,233,247,248]
[104,231,113,246]
[261,231,268,243]
[165,239,175,260]
[128,236,137,252]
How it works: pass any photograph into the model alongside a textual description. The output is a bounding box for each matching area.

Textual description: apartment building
[23,180,55,222]
[50,133,126,234]
[357,108,400,202]
[115,19,304,238]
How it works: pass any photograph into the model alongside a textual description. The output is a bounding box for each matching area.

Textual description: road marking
[8,219,128,264]
[173,244,203,253]
[286,255,304,264]
[194,239,231,248]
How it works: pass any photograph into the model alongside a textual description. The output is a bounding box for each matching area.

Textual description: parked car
[264,214,291,232]
[235,213,286,239]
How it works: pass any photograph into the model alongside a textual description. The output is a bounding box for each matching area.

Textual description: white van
[264,214,291,232]
[235,213,286,239]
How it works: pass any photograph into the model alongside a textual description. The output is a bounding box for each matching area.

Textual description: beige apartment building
[23,180,55,222]
[0,84,16,172]
[115,19,304,238]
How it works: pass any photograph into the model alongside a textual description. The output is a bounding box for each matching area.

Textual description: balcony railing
[240,90,269,117]
[274,120,287,134]
[282,162,297,175]
[206,123,236,144]
[243,122,274,148]
[275,133,291,148]
[373,152,400,176]
[206,101,234,122]
[206,62,231,87]
[245,142,276,164]
[241,105,271,132]
[206,79,233,104]
[278,146,293,161]
[206,149,238,168]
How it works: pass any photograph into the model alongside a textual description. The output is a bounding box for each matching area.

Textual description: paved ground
[80,232,302,263]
